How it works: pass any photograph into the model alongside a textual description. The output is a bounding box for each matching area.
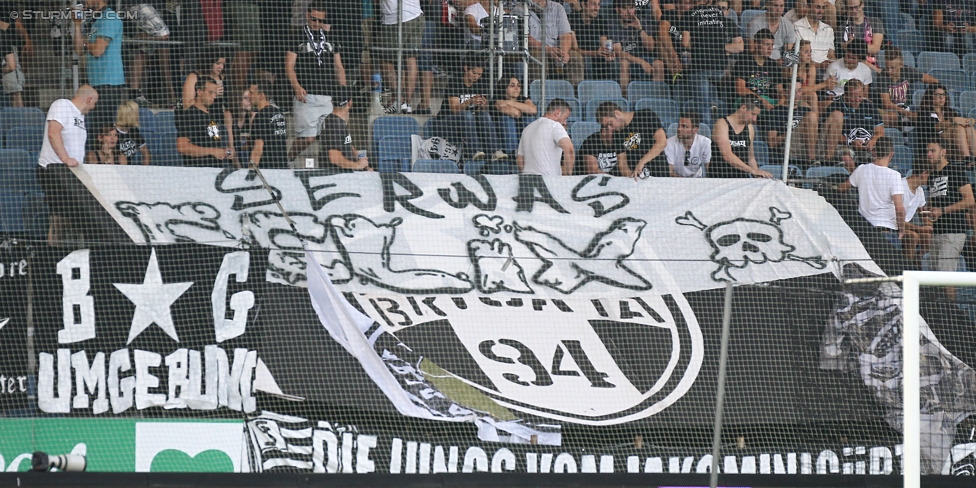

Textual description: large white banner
[78,166,880,296]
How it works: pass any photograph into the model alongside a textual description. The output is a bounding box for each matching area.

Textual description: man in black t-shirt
[285,1,346,160]
[569,0,617,81]
[578,127,623,176]
[176,78,233,168]
[247,81,288,169]
[595,100,668,178]
[677,0,743,106]
[822,79,884,171]
[318,87,370,174]
[921,140,975,300]
[0,2,28,108]
[431,54,503,161]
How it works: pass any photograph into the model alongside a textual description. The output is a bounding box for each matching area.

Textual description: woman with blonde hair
[115,101,150,165]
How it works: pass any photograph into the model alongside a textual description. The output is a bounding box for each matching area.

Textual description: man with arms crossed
[518,99,575,176]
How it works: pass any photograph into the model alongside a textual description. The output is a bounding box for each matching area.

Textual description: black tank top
[710,117,751,178]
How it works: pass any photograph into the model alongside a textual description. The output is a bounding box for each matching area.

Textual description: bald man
[37,85,115,244]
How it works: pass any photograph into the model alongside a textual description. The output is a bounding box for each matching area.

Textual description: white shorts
[293,94,333,138]
[128,4,169,54]
[2,57,24,94]
[930,233,967,272]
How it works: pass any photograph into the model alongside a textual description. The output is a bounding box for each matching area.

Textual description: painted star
[114,248,193,344]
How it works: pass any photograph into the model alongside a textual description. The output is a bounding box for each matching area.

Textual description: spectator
[679,0,744,107]
[234,87,257,160]
[901,168,933,268]
[933,3,976,58]
[86,124,127,165]
[378,0,423,113]
[821,79,884,171]
[837,137,906,243]
[36,86,99,244]
[464,0,499,49]
[0,7,27,108]
[665,111,711,177]
[579,126,623,175]
[183,50,236,163]
[528,0,585,87]
[915,84,976,165]
[822,0,838,31]
[783,0,807,25]
[745,0,795,61]
[840,0,884,66]
[176,77,233,168]
[921,139,975,300]
[595,101,668,178]
[710,96,772,178]
[247,81,289,169]
[760,87,820,165]
[791,40,832,118]
[413,1,440,115]
[433,54,504,162]
[493,75,537,158]
[823,39,872,100]
[610,0,666,86]
[658,0,693,79]
[318,86,372,173]
[123,2,177,107]
[517,98,575,176]
[733,28,784,112]
[286,1,346,160]
[115,101,150,166]
[225,1,263,116]
[569,0,618,82]
[73,0,125,140]
[793,0,835,67]
[873,47,937,131]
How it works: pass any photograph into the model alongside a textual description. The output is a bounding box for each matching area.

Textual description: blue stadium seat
[917,51,960,72]
[412,159,460,173]
[806,166,850,179]
[5,125,44,153]
[902,50,915,68]
[569,121,600,151]
[627,81,670,104]
[964,53,976,74]
[898,12,915,32]
[760,164,801,180]
[0,148,38,193]
[753,140,769,167]
[890,29,923,55]
[891,144,913,176]
[528,79,575,104]
[929,69,969,92]
[377,135,413,173]
[958,91,976,115]
[138,107,157,133]
[463,159,488,175]
[145,129,182,166]
[0,107,44,147]
[0,189,26,234]
[884,128,907,147]
[154,111,176,133]
[584,98,628,122]
[739,9,765,35]
[634,98,679,127]
[577,80,622,105]
[372,115,420,160]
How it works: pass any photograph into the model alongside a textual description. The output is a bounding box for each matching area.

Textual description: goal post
[902,271,976,488]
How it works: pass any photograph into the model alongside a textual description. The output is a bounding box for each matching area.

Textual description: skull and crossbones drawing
[676,207,827,282]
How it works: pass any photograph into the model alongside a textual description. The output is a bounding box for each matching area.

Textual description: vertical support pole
[902,273,921,488]
[710,282,734,488]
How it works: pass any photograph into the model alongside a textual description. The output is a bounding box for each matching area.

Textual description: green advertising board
[0,419,243,472]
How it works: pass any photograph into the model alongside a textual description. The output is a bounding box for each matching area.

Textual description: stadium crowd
[6,0,976,293]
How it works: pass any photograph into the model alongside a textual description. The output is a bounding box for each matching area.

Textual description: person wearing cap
[247,81,288,169]
[318,86,372,173]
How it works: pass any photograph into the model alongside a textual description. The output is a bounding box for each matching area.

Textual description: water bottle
[680,51,691,65]
[371,73,382,93]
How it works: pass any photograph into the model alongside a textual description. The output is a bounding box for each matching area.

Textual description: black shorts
[36,164,80,218]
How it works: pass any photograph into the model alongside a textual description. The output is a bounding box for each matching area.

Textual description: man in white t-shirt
[517,98,574,176]
[839,136,905,235]
[36,85,99,243]
[901,167,932,267]
[823,39,872,99]
[665,111,710,177]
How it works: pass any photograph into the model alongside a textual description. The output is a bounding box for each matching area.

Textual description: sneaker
[491,150,508,161]
[399,102,413,114]
[432,66,450,78]
[472,151,487,160]
[384,104,400,114]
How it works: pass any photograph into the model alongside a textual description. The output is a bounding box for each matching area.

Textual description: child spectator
[115,101,150,165]
[87,124,127,165]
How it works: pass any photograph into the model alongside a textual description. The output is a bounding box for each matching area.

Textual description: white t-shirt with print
[849,162,905,230]
[39,98,87,168]
[518,117,570,176]
[665,134,711,177]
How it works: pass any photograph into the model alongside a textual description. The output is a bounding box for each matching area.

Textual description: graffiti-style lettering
[514,175,569,214]
[56,250,95,343]
[571,176,630,218]
[437,176,497,211]
[295,170,364,211]
[381,173,444,219]
[214,168,282,210]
